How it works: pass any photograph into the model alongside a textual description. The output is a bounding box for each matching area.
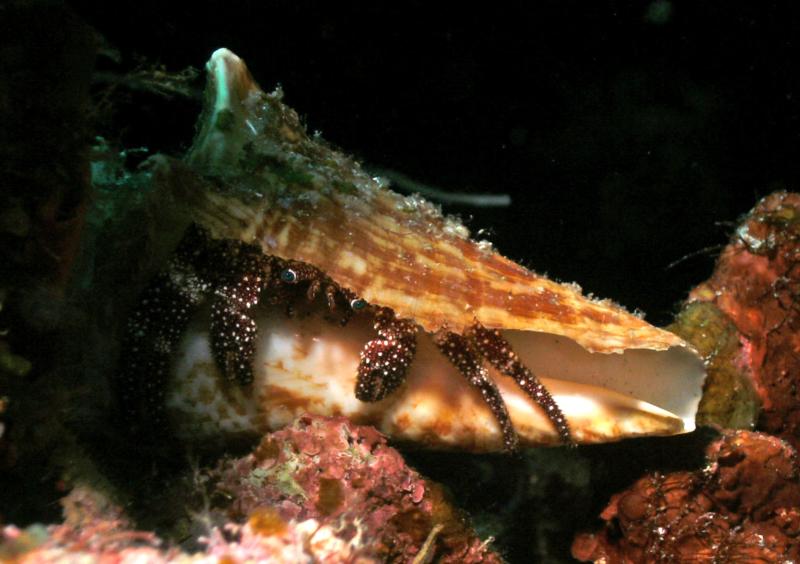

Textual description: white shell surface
[166,304,701,451]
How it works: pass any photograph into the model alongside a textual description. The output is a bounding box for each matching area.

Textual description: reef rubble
[2,415,499,563]
[575,192,800,562]
[572,430,800,562]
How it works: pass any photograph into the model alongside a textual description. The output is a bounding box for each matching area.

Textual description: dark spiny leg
[468,323,572,445]
[356,308,418,401]
[209,247,271,385]
[116,243,210,431]
[434,331,519,452]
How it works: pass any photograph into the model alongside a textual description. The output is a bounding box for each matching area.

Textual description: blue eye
[281,269,297,283]
[350,298,367,310]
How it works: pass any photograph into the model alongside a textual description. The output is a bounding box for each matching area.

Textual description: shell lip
[502,328,706,437]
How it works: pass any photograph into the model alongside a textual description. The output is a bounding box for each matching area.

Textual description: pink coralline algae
[572,430,800,562]
[1,513,375,563]
[687,191,800,445]
[211,414,500,563]
[0,486,173,563]
[1,416,498,563]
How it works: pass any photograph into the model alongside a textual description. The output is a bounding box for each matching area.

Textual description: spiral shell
[160,49,706,450]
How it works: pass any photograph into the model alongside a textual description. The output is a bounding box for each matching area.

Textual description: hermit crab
[116,49,706,452]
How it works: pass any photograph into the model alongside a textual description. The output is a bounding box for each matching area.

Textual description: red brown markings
[313,213,424,295]
[395,413,412,433]
[469,241,542,280]
[576,305,621,326]
[256,192,590,332]
[506,290,578,325]
[452,237,584,321]
[431,416,453,438]
[262,385,317,412]
[457,238,491,308]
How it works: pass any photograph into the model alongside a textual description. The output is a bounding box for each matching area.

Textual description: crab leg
[355,308,418,402]
[168,302,703,450]
[209,252,269,386]
[116,231,211,429]
[468,323,573,445]
[433,331,520,452]
[212,252,365,385]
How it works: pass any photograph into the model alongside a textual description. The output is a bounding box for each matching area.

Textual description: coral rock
[668,300,759,430]
[572,430,800,562]
[1,516,375,563]
[1,429,498,563]
[211,414,500,563]
[685,191,800,445]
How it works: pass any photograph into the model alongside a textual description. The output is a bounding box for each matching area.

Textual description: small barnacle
[397,195,418,214]
[476,239,494,254]
[442,216,470,239]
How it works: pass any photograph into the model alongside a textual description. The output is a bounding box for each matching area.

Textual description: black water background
[73,1,800,326]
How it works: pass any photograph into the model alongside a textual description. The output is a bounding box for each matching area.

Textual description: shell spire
[185,50,686,352]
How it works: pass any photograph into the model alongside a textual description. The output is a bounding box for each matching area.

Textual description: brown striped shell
[184,49,686,354]
[159,49,706,448]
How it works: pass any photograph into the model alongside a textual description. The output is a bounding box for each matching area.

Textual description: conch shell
[163,49,706,451]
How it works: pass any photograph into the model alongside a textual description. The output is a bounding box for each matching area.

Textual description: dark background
[4,3,798,561]
[72,0,800,324]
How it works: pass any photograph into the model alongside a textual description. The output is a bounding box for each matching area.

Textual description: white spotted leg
[355,308,418,402]
[434,330,520,452]
[468,323,573,445]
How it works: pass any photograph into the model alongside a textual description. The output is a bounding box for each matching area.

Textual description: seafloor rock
[574,192,800,562]
[1,416,499,563]
[572,430,800,562]
[1,511,377,563]
[2,483,379,563]
[681,191,800,445]
[668,300,759,431]
[210,414,500,563]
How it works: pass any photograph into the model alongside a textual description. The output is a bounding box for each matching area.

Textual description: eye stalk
[350,298,367,311]
[280,268,298,283]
